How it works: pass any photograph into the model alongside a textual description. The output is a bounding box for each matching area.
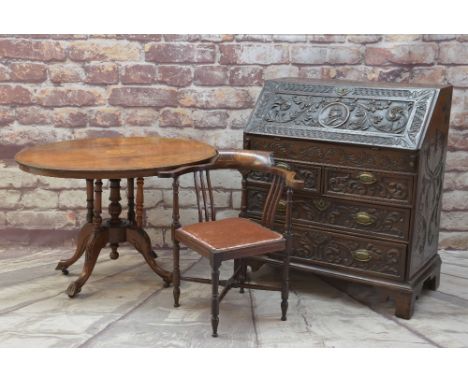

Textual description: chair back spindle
[159,149,304,227]
[261,174,285,228]
[194,169,216,222]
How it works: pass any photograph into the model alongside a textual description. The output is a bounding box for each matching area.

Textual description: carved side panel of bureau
[243,78,453,319]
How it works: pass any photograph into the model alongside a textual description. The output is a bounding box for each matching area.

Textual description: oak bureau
[243,78,452,319]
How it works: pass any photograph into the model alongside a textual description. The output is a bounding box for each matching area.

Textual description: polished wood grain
[17,136,218,297]
[15,136,217,179]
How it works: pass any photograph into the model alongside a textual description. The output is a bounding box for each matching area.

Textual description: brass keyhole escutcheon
[354,211,375,226]
[358,172,377,185]
[313,198,330,211]
[352,249,372,262]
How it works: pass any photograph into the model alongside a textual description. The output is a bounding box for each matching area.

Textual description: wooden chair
[159,149,304,337]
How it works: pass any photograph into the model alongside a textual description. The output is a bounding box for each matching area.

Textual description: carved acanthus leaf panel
[246,80,437,149]
[411,128,447,276]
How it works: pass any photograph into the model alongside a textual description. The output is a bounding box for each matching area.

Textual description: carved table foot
[67,229,109,298]
[56,223,94,275]
[127,226,172,287]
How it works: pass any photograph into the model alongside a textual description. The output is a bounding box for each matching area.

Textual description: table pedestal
[55,178,172,297]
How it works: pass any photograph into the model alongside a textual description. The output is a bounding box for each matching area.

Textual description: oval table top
[15,136,218,179]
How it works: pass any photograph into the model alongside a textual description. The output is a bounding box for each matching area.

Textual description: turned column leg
[136,177,144,229]
[172,176,181,307]
[135,177,156,259]
[109,179,122,260]
[67,179,107,298]
[56,179,94,274]
[127,178,135,225]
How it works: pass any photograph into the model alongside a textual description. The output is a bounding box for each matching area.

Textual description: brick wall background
[0,34,467,249]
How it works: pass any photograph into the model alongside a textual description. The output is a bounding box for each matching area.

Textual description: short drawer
[248,159,321,194]
[246,187,411,241]
[289,225,407,281]
[324,167,414,206]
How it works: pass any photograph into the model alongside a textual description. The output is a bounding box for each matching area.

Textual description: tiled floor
[0,245,467,347]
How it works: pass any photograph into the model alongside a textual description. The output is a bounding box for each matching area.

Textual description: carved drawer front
[248,159,320,193]
[245,134,418,173]
[290,225,407,281]
[247,187,411,241]
[323,167,414,206]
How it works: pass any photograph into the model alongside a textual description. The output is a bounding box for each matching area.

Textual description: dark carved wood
[246,78,437,149]
[248,135,417,173]
[244,78,453,319]
[323,167,413,206]
[250,161,321,194]
[247,188,410,241]
[287,224,406,280]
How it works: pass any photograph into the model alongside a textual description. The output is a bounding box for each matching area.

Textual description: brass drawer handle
[358,172,377,185]
[276,162,291,171]
[352,249,372,262]
[354,211,375,226]
[277,199,287,212]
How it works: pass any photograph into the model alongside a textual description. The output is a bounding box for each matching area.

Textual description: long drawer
[246,186,411,241]
[246,134,418,174]
[262,223,407,281]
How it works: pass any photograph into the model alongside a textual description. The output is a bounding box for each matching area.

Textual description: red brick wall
[0,34,467,249]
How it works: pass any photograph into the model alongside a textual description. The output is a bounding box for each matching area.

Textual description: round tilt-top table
[15,136,217,297]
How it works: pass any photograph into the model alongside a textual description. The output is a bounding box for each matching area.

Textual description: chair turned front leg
[281,243,292,321]
[281,248,290,321]
[173,239,181,307]
[211,258,221,337]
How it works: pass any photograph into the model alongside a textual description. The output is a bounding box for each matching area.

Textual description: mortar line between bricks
[320,278,442,348]
[78,257,204,348]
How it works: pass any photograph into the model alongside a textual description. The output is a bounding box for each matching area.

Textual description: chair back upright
[159,149,304,228]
